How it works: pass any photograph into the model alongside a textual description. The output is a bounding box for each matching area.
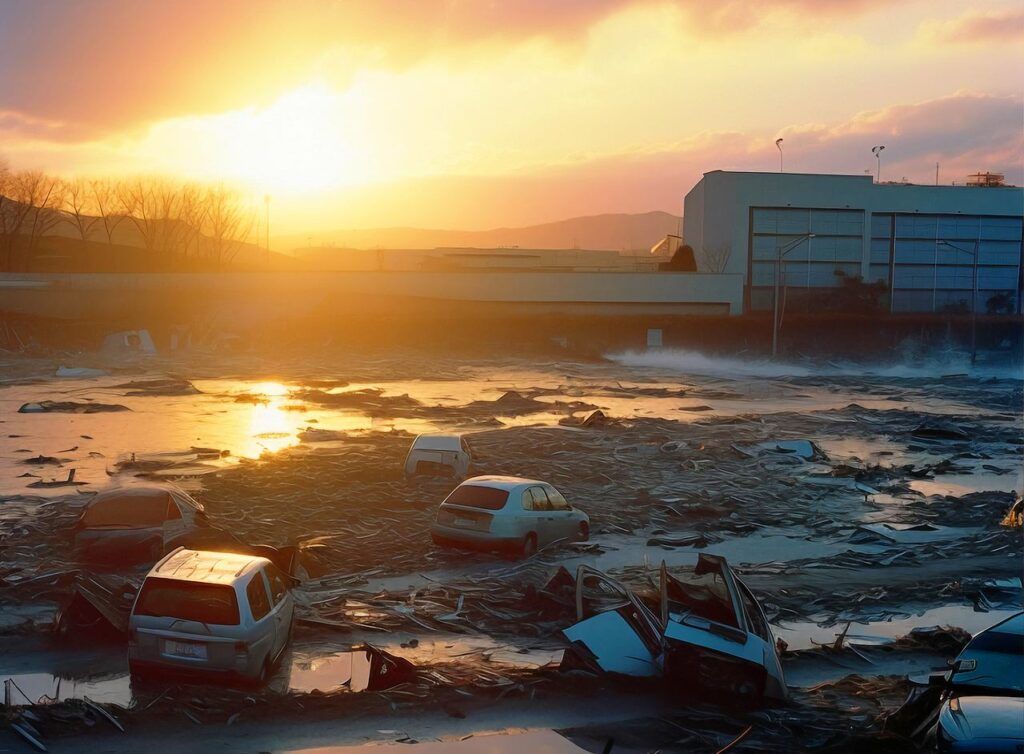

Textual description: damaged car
[405,432,473,479]
[561,555,787,703]
[129,547,296,682]
[73,484,207,565]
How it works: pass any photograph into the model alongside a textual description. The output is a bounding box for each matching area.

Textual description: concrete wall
[0,270,745,323]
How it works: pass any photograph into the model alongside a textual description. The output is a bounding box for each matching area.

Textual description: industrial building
[683,171,1024,314]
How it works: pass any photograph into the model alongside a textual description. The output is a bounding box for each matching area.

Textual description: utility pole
[772,233,816,358]
[872,146,885,183]
[938,240,979,364]
[775,138,784,172]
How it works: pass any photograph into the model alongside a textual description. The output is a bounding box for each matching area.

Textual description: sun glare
[144,85,371,194]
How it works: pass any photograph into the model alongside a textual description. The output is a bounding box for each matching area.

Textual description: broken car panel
[561,556,787,702]
[661,555,788,702]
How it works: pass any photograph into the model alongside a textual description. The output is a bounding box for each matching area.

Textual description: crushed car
[561,555,788,703]
[129,547,297,682]
[73,484,207,565]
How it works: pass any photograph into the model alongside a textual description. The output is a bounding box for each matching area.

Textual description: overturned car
[561,554,787,703]
[73,484,207,565]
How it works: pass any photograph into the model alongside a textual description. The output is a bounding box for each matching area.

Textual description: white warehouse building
[683,171,1024,314]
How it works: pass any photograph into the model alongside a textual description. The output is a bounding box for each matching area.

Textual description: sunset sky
[1,0,1022,236]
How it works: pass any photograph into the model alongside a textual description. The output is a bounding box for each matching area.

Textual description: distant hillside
[276,211,682,253]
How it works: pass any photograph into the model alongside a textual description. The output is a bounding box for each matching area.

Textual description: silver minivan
[129,548,294,682]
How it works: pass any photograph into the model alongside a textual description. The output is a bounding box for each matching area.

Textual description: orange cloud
[0,0,913,136]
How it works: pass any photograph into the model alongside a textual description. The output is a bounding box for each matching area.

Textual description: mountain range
[276,211,681,255]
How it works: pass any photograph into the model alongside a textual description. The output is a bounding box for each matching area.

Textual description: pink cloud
[928,8,1024,44]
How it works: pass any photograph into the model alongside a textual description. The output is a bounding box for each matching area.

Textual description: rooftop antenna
[775,138,784,172]
[872,145,885,183]
[935,162,939,186]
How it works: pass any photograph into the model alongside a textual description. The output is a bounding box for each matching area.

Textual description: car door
[245,571,276,663]
[544,485,577,540]
[265,564,294,658]
[524,486,557,545]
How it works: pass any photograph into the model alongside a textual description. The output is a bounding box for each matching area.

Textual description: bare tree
[700,243,732,273]
[0,165,33,271]
[62,177,100,243]
[203,186,254,270]
[90,178,127,247]
[117,177,159,260]
[16,171,65,263]
[177,183,207,267]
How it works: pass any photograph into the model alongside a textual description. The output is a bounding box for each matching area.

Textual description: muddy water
[4,365,1017,497]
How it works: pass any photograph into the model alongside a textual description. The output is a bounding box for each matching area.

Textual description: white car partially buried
[430,476,590,558]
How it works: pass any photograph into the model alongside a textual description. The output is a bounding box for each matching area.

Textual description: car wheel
[578,521,590,541]
[520,533,538,559]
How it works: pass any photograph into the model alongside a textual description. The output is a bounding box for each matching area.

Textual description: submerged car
[562,555,787,703]
[430,476,589,558]
[405,433,472,479]
[129,547,295,682]
[74,484,206,564]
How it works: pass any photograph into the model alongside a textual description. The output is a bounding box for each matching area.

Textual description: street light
[772,233,816,358]
[938,239,979,364]
[775,138,784,172]
[872,145,885,182]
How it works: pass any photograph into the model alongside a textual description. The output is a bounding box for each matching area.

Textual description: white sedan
[430,476,589,558]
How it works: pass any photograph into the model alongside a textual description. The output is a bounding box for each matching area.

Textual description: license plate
[165,640,207,660]
[454,517,475,528]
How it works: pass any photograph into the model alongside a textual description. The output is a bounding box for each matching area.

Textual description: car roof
[412,433,464,451]
[459,475,548,491]
[148,548,268,585]
[87,483,203,512]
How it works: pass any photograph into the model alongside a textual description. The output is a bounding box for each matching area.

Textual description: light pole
[772,233,816,358]
[872,145,885,183]
[775,138,784,172]
[938,240,979,364]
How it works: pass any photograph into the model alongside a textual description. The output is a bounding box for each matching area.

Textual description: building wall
[683,171,1024,313]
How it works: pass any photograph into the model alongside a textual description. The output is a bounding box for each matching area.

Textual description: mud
[0,347,1021,752]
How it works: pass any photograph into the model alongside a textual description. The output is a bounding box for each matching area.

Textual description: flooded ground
[0,347,1020,752]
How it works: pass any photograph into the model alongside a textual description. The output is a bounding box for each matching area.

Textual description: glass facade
[749,207,864,311]
[750,206,1023,313]
[870,213,1023,313]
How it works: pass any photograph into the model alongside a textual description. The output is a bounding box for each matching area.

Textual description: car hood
[939,696,1024,743]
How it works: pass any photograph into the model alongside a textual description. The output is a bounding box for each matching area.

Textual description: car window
[546,487,570,511]
[737,581,770,642]
[166,499,182,520]
[266,565,289,605]
[247,573,271,621]
[134,577,239,625]
[444,485,509,510]
[528,487,551,511]
[82,494,168,527]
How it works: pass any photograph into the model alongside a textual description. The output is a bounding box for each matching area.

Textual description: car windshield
[445,485,509,510]
[134,577,240,625]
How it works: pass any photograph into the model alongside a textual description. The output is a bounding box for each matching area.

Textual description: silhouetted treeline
[0,166,258,272]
